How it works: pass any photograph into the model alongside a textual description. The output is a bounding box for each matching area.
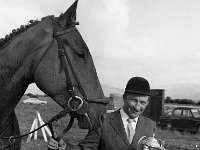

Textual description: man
[48,76,157,150]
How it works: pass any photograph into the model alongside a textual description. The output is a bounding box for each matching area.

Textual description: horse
[0,0,108,149]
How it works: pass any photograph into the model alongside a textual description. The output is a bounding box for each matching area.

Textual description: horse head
[32,0,108,130]
[0,1,108,149]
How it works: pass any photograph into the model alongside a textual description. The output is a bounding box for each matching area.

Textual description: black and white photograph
[1,0,200,149]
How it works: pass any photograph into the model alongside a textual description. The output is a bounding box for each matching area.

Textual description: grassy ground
[15,96,200,150]
[158,128,200,150]
[15,96,88,150]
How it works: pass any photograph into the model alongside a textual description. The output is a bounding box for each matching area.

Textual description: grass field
[15,96,88,150]
[15,96,200,150]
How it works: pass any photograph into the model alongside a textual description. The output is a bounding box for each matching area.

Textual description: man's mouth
[129,108,139,114]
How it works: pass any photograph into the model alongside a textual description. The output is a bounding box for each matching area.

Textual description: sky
[1,0,200,94]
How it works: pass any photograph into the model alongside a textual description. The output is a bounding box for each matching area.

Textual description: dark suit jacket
[67,109,157,150]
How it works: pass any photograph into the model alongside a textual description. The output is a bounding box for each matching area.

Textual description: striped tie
[127,118,135,144]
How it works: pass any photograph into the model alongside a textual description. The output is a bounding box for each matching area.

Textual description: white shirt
[120,108,139,136]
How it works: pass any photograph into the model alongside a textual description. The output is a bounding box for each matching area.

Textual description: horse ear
[58,0,79,28]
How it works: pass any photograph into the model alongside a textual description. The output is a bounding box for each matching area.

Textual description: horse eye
[75,51,85,60]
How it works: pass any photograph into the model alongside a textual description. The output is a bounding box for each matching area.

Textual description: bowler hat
[125,77,150,96]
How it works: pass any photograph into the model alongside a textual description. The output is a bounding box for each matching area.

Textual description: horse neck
[0,41,32,117]
[0,24,51,118]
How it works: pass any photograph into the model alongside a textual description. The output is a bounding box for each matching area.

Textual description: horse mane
[0,20,40,48]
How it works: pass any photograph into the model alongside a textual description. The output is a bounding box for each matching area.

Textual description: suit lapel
[110,109,130,146]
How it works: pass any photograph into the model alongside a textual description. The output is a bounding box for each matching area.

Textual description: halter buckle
[66,81,74,92]
[58,49,64,56]
[9,136,15,145]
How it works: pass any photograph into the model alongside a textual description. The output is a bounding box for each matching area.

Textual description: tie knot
[127,118,135,123]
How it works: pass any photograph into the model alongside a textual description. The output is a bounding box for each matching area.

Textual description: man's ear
[147,96,150,105]
[123,93,126,102]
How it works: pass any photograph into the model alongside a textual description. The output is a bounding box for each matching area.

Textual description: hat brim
[125,90,150,96]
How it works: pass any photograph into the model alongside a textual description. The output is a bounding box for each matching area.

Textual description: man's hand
[48,137,66,150]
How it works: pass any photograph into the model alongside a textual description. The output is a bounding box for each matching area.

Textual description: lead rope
[0,108,72,149]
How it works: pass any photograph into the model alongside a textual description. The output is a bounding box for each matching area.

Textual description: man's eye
[141,102,146,105]
[130,99,137,102]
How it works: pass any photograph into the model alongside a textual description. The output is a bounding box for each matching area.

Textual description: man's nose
[135,102,141,110]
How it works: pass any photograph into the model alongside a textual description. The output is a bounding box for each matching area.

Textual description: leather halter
[48,17,109,141]
[53,23,88,113]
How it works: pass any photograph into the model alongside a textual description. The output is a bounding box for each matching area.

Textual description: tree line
[25,93,48,98]
[165,96,200,105]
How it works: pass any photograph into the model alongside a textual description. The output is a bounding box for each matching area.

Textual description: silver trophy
[137,136,166,150]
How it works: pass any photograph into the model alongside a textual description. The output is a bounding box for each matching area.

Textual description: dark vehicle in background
[159,106,200,133]
[143,89,165,124]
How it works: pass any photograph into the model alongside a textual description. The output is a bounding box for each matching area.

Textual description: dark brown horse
[0,0,108,149]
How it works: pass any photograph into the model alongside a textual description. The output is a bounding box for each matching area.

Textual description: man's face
[123,93,149,118]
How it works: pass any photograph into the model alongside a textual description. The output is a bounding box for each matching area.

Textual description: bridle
[0,17,109,149]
